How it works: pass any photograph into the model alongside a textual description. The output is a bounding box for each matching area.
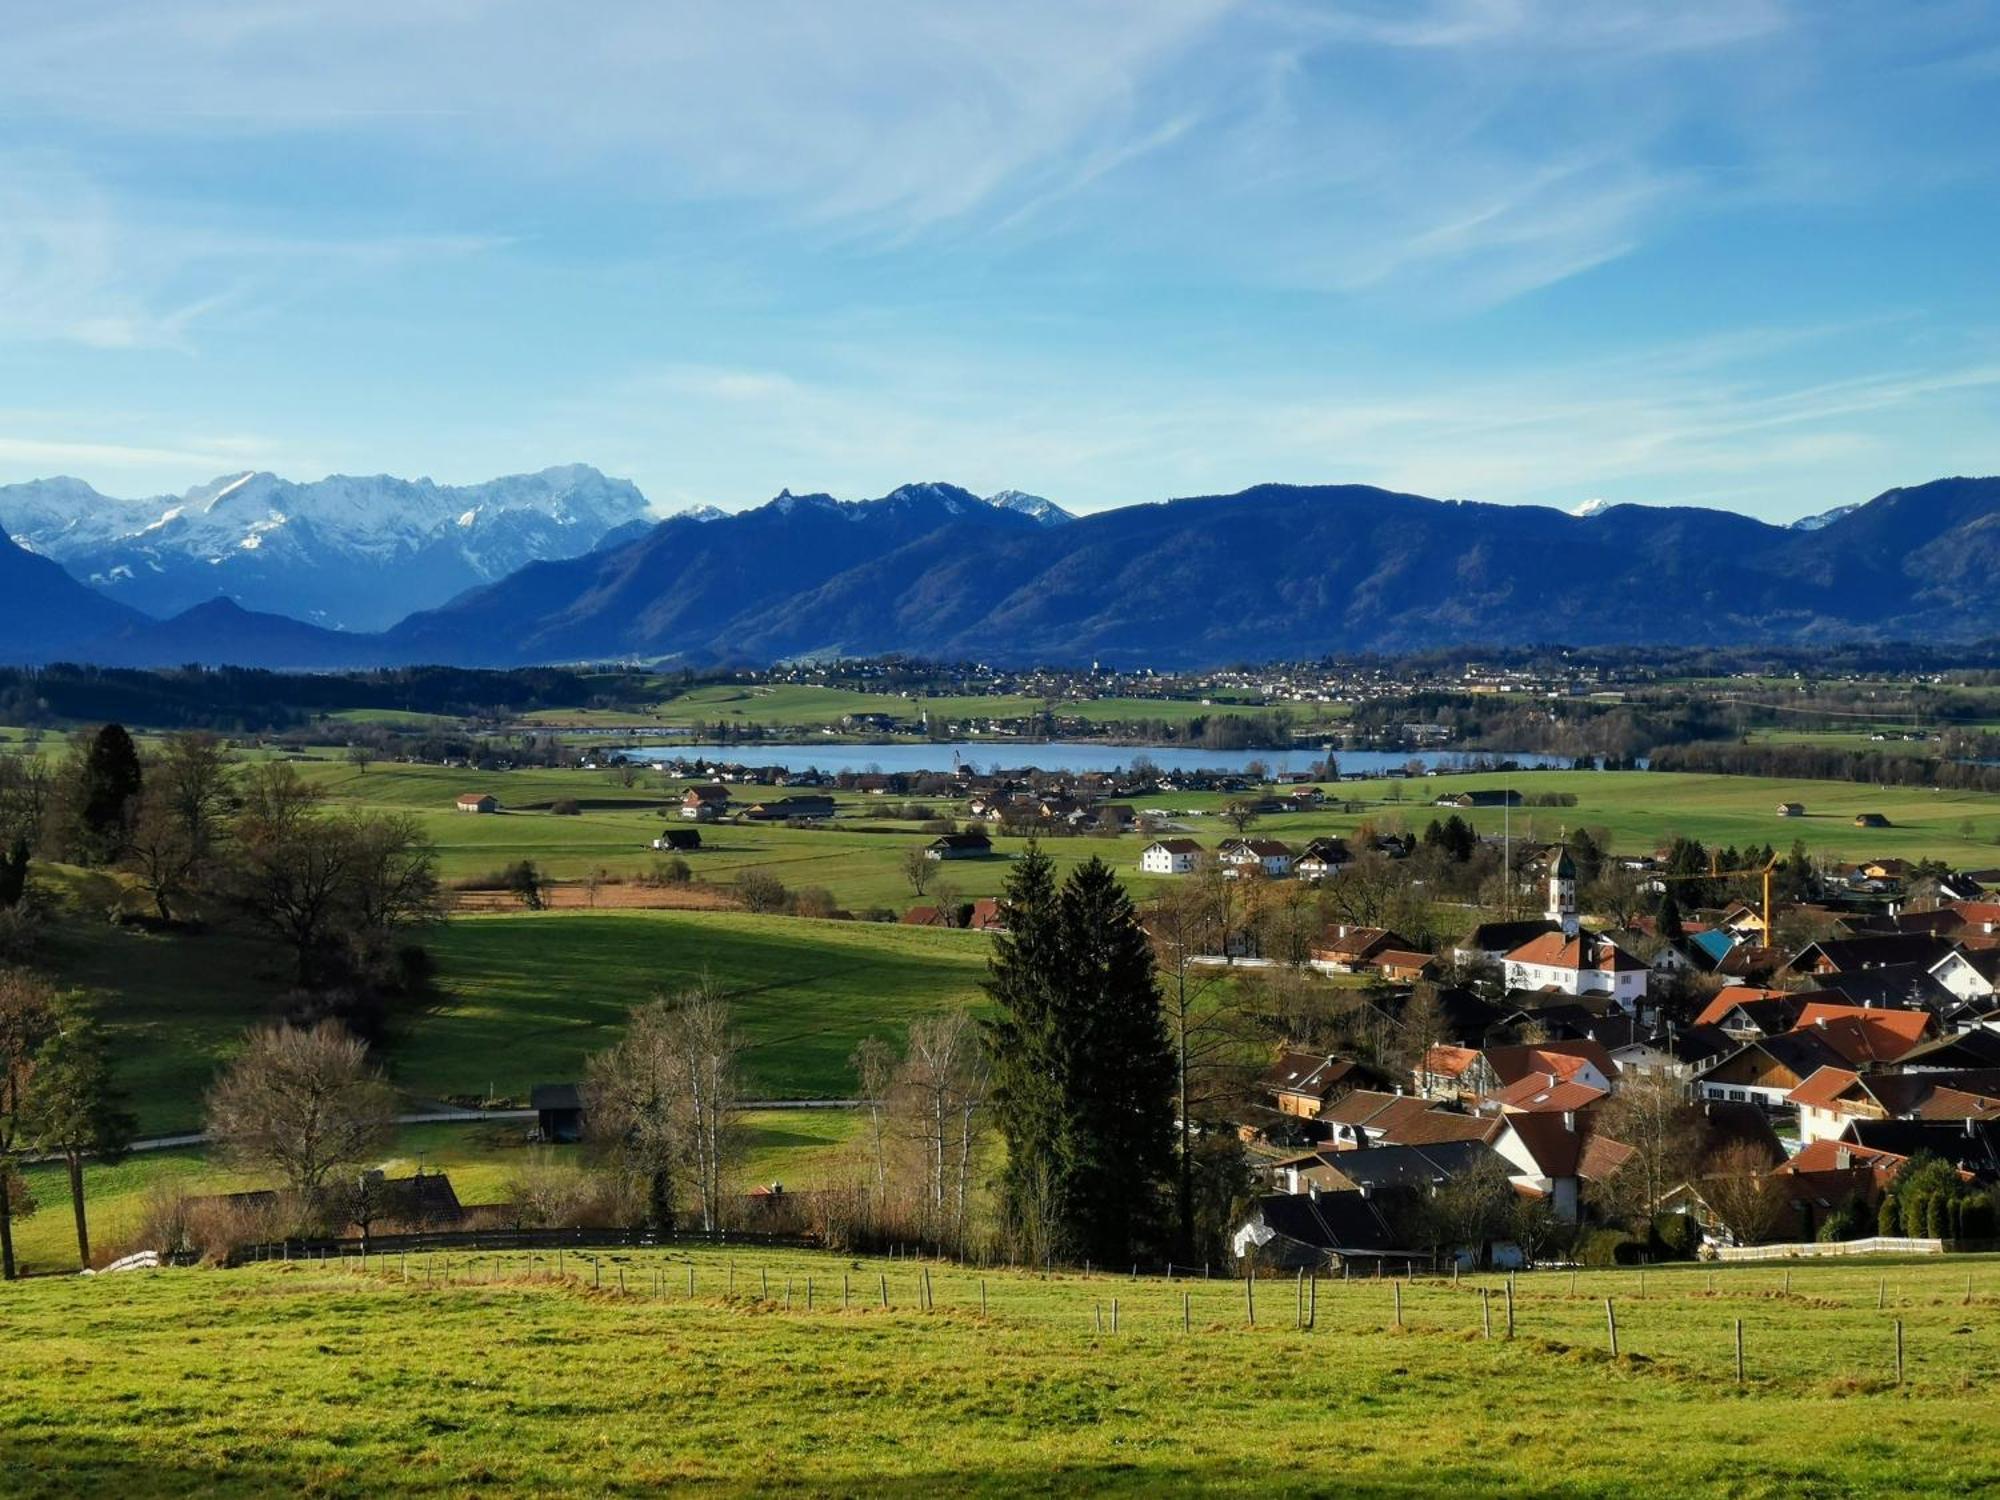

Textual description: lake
[627,740,1585,778]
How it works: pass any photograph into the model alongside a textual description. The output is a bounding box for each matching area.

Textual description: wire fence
[241,1243,2000,1393]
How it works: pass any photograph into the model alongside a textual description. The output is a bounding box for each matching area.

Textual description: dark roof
[1795,933,1958,974]
[366,1171,463,1224]
[1319,1140,1503,1190]
[1841,1118,2000,1180]
[1668,1024,1739,1067]
[1459,919,1562,955]
[1896,1028,2000,1071]
[1246,1191,1401,1256]
[1812,963,1959,1013]
[531,1083,584,1111]
[1696,1100,1786,1170]
[930,832,992,850]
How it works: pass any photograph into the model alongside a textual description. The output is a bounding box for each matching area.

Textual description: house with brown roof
[1261,1052,1387,1119]
[1489,1111,1632,1221]
[681,785,731,821]
[1310,925,1412,974]
[454,792,498,814]
[1218,837,1295,878]
[1785,1066,2000,1144]
[1502,931,1650,1011]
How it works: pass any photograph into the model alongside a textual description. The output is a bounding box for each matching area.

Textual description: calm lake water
[629,741,1583,778]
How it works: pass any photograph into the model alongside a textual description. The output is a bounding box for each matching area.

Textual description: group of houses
[1231,848,2000,1270]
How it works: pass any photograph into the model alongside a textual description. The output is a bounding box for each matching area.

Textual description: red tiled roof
[1486,1073,1608,1114]
[1421,1045,1481,1080]
[1504,932,1647,972]
[1784,1066,1863,1111]
[1694,986,1789,1026]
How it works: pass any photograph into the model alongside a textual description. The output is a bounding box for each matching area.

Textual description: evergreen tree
[986,849,1175,1265]
[79,723,144,864]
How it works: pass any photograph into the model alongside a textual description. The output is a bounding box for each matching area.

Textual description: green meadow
[4,1251,1998,1495]
[409,909,994,1104]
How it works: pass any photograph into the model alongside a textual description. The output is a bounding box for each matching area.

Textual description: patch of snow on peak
[985,489,1073,525]
[457,508,479,528]
[1791,503,1859,532]
[1570,498,1611,519]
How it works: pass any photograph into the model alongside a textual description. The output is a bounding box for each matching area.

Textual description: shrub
[1649,1213,1700,1261]
[737,870,790,914]
[1878,1194,1900,1237]
[793,886,840,920]
[550,799,582,816]
[1959,1194,1997,1241]
[645,857,693,886]
[1578,1229,1641,1266]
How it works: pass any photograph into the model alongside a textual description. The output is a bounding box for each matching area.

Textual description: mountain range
[4,472,1998,669]
[0,465,653,631]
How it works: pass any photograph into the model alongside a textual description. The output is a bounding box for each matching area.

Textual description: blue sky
[2,0,1998,521]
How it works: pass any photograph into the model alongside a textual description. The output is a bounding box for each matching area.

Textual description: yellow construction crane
[1648,852,1781,939]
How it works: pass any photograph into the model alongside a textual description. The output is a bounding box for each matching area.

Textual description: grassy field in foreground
[6,1114,862,1275]
[5,1252,2000,1495]
[410,909,994,1104]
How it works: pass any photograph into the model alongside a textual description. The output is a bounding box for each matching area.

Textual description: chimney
[1835,1147,1852,1170]
[1562,1110,1576,1133]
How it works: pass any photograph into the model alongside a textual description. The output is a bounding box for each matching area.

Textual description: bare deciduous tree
[586,986,741,1233]
[205,1023,396,1224]
[891,1011,989,1245]
[0,969,59,1278]
[901,844,933,897]
[1593,1071,1704,1226]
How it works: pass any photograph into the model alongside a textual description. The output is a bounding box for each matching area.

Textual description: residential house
[1788,932,1957,977]
[1501,931,1650,1011]
[1454,918,1561,967]
[1785,1067,2000,1144]
[650,829,701,852]
[1694,1028,1857,1110]
[1432,789,1522,808]
[1930,947,2000,1005]
[681,786,730,821]
[454,792,498,814]
[1692,987,1808,1040]
[1310,926,1412,974]
[1373,948,1437,984]
[1262,1052,1389,1119]
[1139,838,1203,876]
[1219,837,1295,878]
[925,831,993,860]
[964,898,1007,933]
[1488,1112,1632,1222]
[1776,802,1805,818]
[1294,837,1352,882]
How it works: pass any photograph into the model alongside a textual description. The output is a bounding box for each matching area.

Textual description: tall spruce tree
[986,847,1174,1266]
[79,724,143,864]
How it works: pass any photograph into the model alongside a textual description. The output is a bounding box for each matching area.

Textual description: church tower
[1547,847,1579,938]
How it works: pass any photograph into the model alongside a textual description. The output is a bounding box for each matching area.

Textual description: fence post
[843,1273,850,1310]
[558,1249,563,1279]
[594,1258,601,1289]
[980,1279,987,1318]
[1112,1298,1119,1334]
[1244,1275,1255,1326]
[880,1273,889,1309]
[1184,1290,1191,1333]
[1782,1269,1790,1296]
[686,1263,694,1298]
[618,1268,625,1295]
[1309,1272,1317,1331]
[1482,1288,1492,1339]
[1094,1303,1102,1335]
[1734,1318,1744,1385]
[1393,1280,1402,1328]
[1605,1299,1618,1359]
[1895,1320,1905,1385]
[785,1277,792,1310]
[762,1267,770,1299]
[1505,1278,1515,1339]
[807,1276,813,1311]
[1296,1269,1304,1330]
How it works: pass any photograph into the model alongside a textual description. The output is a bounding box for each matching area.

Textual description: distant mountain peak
[670,503,728,523]
[1570,497,1611,519]
[1791,502,1860,532]
[986,489,1073,525]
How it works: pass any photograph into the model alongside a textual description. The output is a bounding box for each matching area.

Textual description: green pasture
[408,909,995,1104]
[5,1251,2000,1494]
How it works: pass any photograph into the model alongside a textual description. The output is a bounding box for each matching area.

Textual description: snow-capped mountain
[985,489,1073,525]
[1790,503,1860,531]
[671,504,729,522]
[0,464,651,630]
[1570,497,1612,518]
